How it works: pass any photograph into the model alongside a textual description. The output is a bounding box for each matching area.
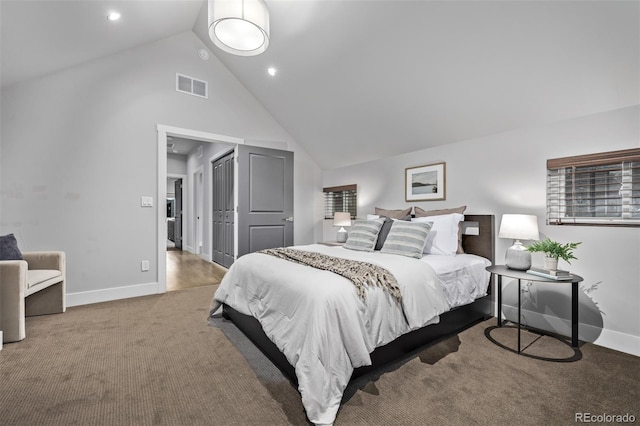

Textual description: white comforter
[210,244,450,425]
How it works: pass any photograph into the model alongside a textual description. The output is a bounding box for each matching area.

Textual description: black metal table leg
[497,274,502,327]
[572,281,579,347]
[517,278,521,354]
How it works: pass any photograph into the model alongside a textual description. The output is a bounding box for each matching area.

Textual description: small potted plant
[526,238,581,270]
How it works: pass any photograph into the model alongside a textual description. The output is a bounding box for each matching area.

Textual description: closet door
[222,153,234,267]
[212,151,234,267]
[237,145,294,257]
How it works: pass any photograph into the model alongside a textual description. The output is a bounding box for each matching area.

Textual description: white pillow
[367,214,402,222]
[412,213,464,256]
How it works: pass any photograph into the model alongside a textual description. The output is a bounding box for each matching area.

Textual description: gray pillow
[380,221,433,258]
[374,217,394,250]
[374,207,412,220]
[344,218,385,252]
[0,234,23,260]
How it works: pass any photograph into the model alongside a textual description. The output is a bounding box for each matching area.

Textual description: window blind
[547,148,640,227]
[323,184,357,220]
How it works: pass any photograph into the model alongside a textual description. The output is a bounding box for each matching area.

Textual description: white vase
[544,256,559,271]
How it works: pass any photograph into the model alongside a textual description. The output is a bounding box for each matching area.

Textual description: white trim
[501,306,640,357]
[193,165,204,255]
[157,125,243,145]
[67,282,158,307]
[156,124,244,295]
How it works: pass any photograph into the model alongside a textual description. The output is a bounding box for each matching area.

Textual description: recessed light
[107,11,121,21]
[267,67,277,77]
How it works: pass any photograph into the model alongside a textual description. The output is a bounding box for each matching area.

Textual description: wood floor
[166,248,227,291]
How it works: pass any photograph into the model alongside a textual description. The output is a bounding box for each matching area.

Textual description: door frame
[193,165,204,255]
[156,124,244,293]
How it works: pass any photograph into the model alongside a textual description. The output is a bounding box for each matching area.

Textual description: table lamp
[498,214,539,270]
[333,212,351,243]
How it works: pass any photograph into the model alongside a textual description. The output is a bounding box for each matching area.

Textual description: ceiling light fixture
[208,0,270,56]
[107,11,121,21]
[267,67,277,76]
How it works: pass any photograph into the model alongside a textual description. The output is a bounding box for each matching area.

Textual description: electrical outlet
[141,260,150,272]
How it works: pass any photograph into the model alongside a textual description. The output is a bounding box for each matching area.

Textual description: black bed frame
[222,214,495,385]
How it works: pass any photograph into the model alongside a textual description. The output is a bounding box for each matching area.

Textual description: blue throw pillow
[0,234,23,260]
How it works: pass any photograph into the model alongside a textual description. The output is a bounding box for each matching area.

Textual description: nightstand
[317,241,345,247]
[486,265,583,354]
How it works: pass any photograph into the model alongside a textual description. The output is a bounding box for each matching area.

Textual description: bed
[209,214,494,425]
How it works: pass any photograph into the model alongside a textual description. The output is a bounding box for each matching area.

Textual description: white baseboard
[501,306,640,357]
[66,282,160,307]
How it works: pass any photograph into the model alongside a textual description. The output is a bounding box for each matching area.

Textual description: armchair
[0,251,66,343]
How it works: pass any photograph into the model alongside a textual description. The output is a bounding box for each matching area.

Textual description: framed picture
[405,162,446,201]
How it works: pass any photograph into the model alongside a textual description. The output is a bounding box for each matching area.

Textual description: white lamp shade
[498,214,539,241]
[208,0,270,56]
[333,212,352,227]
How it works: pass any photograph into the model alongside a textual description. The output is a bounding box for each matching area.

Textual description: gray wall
[323,106,640,356]
[0,31,322,304]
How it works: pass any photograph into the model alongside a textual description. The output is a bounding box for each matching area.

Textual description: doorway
[156,125,295,294]
[157,125,244,294]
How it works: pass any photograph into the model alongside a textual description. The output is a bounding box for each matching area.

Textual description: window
[547,148,640,227]
[323,184,357,220]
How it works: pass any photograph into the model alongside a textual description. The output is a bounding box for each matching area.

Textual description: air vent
[176,73,208,99]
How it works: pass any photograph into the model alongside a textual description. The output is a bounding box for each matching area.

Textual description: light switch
[141,196,153,207]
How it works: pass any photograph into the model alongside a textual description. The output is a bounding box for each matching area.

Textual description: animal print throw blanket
[258,248,402,303]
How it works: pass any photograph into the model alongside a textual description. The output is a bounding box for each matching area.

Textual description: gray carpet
[1,284,638,425]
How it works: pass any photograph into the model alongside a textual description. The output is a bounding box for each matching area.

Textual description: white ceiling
[2,1,638,169]
[167,136,204,156]
[0,0,203,88]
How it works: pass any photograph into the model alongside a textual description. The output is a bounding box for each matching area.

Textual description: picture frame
[405,162,446,201]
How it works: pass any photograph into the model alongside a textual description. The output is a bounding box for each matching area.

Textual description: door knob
[283,216,294,222]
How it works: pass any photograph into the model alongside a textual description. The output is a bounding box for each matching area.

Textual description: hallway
[166,249,227,291]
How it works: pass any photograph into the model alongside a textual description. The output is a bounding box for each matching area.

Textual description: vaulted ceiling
[2,1,638,169]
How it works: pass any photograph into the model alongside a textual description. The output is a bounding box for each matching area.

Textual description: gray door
[237,145,294,257]
[212,151,235,268]
[174,179,183,250]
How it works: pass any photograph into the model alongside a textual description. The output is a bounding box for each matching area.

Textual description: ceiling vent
[176,73,208,99]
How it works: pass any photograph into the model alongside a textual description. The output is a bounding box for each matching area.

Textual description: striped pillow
[380,221,433,258]
[343,218,385,252]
